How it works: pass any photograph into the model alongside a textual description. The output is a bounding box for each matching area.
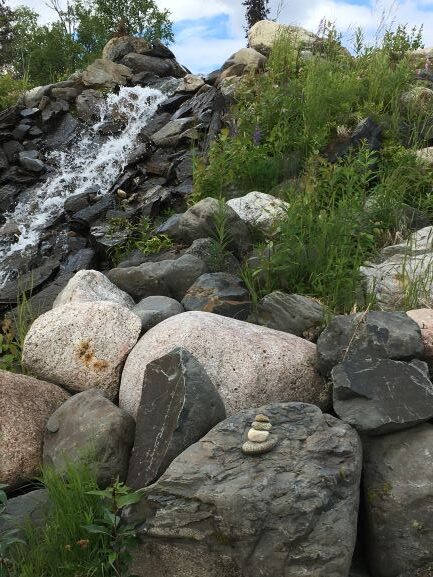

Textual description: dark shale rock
[44,389,135,487]
[126,347,225,488]
[332,357,433,434]
[121,53,186,78]
[317,311,424,376]
[125,402,362,577]
[182,272,252,320]
[69,194,116,234]
[45,113,78,148]
[363,424,433,577]
[0,489,50,537]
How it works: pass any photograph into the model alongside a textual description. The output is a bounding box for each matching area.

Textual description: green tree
[0,0,15,68]
[243,0,270,35]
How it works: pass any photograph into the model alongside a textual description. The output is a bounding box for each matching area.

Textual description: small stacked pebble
[242,414,278,455]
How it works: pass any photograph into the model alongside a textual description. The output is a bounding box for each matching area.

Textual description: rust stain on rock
[76,339,109,372]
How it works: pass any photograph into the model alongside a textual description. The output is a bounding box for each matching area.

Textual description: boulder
[360,226,433,310]
[107,254,207,301]
[82,59,132,89]
[120,311,327,418]
[125,402,362,577]
[161,197,251,256]
[175,74,205,93]
[407,308,433,364]
[185,237,241,274]
[22,301,141,399]
[151,117,195,147]
[102,36,152,61]
[416,146,433,167]
[317,311,423,376]
[23,85,52,108]
[222,47,267,74]
[0,489,49,537]
[248,291,325,340]
[75,89,105,123]
[226,191,289,234]
[53,269,135,309]
[127,348,226,489]
[181,272,252,320]
[44,389,135,487]
[363,424,433,577]
[248,20,317,56]
[0,370,69,491]
[332,357,433,434]
[132,295,184,331]
[121,53,186,78]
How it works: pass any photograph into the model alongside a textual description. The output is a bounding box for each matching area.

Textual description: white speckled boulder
[0,370,69,491]
[53,269,135,309]
[120,311,327,418]
[227,191,289,234]
[23,302,141,399]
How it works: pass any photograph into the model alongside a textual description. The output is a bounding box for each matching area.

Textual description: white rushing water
[0,85,166,287]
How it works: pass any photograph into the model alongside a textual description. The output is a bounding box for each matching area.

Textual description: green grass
[193,24,433,313]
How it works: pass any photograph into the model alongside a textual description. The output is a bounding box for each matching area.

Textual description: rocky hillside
[2,20,433,577]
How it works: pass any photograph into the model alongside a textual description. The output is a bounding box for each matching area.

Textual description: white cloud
[5,0,433,72]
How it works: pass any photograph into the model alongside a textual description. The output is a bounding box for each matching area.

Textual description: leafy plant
[209,199,234,271]
[84,480,143,577]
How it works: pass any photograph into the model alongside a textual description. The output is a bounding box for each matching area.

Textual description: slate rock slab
[22,301,141,399]
[182,272,252,320]
[363,424,433,577]
[0,370,69,491]
[332,357,433,435]
[317,311,423,376]
[120,311,327,418]
[44,389,135,487]
[248,291,325,339]
[0,489,50,538]
[125,402,362,577]
[127,348,226,489]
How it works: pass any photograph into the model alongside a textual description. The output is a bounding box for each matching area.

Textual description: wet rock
[23,85,52,108]
[121,53,186,78]
[53,269,135,309]
[64,190,96,213]
[0,370,69,491]
[120,311,327,418]
[227,191,289,234]
[317,311,423,376]
[0,184,19,211]
[41,100,69,123]
[332,357,433,434]
[76,89,105,123]
[182,272,252,320]
[45,113,78,148]
[126,402,361,577]
[2,139,23,163]
[133,295,184,331]
[22,301,141,399]
[127,348,225,488]
[0,148,9,170]
[171,85,223,121]
[69,194,116,234]
[363,424,433,577]
[82,59,132,88]
[151,117,195,147]
[248,291,326,340]
[12,122,31,140]
[44,389,135,487]
[18,151,45,173]
[0,257,60,303]
[161,197,251,256]
[108,254,207,301]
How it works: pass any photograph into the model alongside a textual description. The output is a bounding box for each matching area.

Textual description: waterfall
[0,85,166,288]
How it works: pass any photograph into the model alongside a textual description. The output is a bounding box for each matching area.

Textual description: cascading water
[0,85,166,288]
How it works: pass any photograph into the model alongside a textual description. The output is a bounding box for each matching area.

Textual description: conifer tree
[242,0,270,34]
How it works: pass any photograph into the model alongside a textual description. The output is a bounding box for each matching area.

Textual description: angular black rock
[126,347,226,489]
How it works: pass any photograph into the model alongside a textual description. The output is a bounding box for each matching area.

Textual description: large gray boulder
[127,348,226,489]
[121,53,186,78]
[126,402,362,577]
[120,311,327,418]
[22,301,141,399]
[53,269,135,309]
[363,424,433,577]
[248,291,326,340]
[317,311,423,376]
[108,254,207,301]
[44,389,135,487]
[160,197,252,256]
[332,357,433,434]
[0,489,49,537]
[133,295,184,332]
[0,370,69,491]
[226,191,289,235]
[82,59,132,88]
[248,20,318,56]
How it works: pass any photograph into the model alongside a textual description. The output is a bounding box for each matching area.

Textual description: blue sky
[6,0,433,73]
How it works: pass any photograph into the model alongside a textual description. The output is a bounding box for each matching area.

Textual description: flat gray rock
[127,348,226,488]
[332,357,433,434]
[133,295,184,332]
[126,402,362,577]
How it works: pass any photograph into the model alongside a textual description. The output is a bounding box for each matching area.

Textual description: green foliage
[209,199,235,271]
[0,74,30,111]
[0,484,26,577]
[7,462,143,577]
[108,216,173,265]
[84,481,143,577]
[194,23,433,313]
